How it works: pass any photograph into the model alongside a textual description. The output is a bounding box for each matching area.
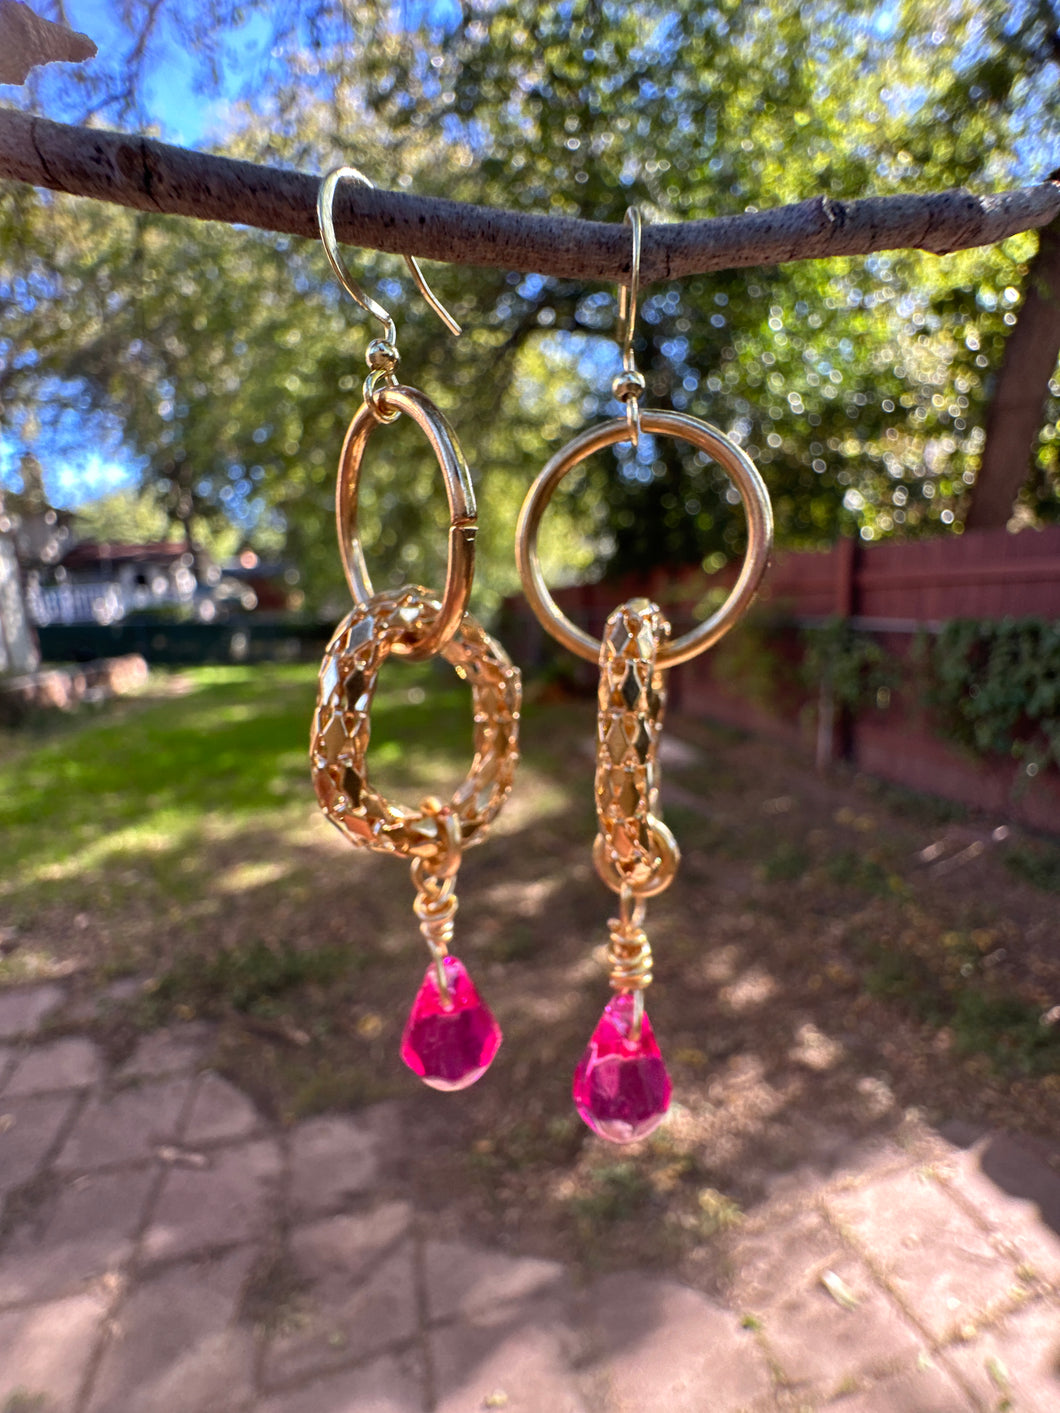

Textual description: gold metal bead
[611,368,646,403]
[366,338,400,373]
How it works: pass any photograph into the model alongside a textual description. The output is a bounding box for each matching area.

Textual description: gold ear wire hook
[612,207,645,448]
[317,166,462,345]
[617,206,641,373]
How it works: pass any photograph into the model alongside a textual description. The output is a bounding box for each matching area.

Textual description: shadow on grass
[0,658,512,925]
[4,664,1060,1285]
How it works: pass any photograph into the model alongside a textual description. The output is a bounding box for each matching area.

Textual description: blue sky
[2,0,464,509]
[51,0,274,143]
[0,1,272,506]
[0,441,132,501]
[56,0,463,144]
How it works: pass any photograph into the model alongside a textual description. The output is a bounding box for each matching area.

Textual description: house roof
[60,541,190,570]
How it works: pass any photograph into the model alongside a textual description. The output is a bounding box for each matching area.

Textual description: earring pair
[309,175,774,1144]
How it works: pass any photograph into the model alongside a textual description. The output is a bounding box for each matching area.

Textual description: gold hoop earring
[515,207,774,1142]
[318,165,474,663]
[311,167,521,1091]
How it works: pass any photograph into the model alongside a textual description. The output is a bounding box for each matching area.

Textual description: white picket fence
[26,581,190,627]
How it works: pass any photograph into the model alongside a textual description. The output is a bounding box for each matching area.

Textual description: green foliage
[856,931,1060,1078]
[855,776,969,828]
[693,1187,744,1237]
[73,487,243,562]
[2,0,1059,596]
[570,1162,654,1230]
[824,848,898,896]
[1004,839,1060,892]
[949,988,1060,1077]
[73,488,171,544]
[2,1392,48,1413]
[761,841,810,883]
[863,945,944,1018]
[926,617,1060,769]
[470,1116,585,1178]
[711,606,801,709]
[143,938,355,1020]
[0,667,310,837]
[801,617,899,711]
[739,611,1060,778]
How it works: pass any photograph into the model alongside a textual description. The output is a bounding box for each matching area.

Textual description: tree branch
[0,2,96,86]
[1,109,1058,283]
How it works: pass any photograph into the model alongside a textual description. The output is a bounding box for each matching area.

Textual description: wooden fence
[504,524,1060,832]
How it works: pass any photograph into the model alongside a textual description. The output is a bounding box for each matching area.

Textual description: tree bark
[0,109,1058,284]
[0,1,96,86]
[965,206,1060,529]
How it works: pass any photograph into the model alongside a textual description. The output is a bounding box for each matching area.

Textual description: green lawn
[4,667,310,893]
[2,661,1058,1278]
[0,660,508,974]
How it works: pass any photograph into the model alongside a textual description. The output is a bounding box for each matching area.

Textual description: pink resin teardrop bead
[572,993,672,1143]
[400,955,502,1091]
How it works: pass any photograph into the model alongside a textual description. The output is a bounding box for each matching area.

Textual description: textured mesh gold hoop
[515,410,774,668]
[336,387,477,662]
[592,597,679,898]
[310,586,521,866]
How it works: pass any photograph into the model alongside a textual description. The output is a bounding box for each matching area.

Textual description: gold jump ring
[515,410,773,668]
[593,816,679,898]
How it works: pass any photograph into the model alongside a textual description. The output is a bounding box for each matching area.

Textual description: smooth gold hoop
[336,385,477,661]
[310,586,521,864]
[515,410,774,668]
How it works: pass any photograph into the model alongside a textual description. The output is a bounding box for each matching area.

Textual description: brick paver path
[1,982,1058,1412]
